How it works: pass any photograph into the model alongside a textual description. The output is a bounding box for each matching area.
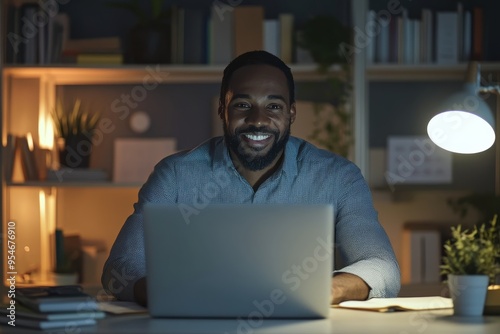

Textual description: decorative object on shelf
[296,15,352,158]
[53,229,81,285]
[485,285,500,315]
[106,0,171,64]
[129,111,151,134]
[441,217,500,316]
[51,99,100,169]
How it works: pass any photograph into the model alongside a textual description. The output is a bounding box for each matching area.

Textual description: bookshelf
[1,1,353,286]
[355,0,500,286]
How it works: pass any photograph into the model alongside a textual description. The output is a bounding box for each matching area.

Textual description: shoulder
[156,137,221,167]
[290,136,356,169]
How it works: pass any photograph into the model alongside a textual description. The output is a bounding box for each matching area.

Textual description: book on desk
[1,285,105,330]
[336,296,453,313]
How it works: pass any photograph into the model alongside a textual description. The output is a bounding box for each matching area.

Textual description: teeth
[245,134,270,141]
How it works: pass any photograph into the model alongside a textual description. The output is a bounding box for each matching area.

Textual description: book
[16,285,99,313]
[64,36,122,54]
[209,5,233,64]
[0,314,97,330]
[76,53,123,65]
[17,134,39,181]
[19,3,39,64]
[0,303,106,324]
[2,134,17,182]
[233,6,264,57]
[263,19,280,57]
[472,7,483,60]
[337,296,453,313]
[436,11,459,64]
[183,7,206,64]
[279,13,294,63]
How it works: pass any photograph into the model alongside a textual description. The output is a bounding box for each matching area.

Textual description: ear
[289,103,297,124]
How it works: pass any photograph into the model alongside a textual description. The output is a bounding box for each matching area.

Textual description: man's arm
[330,273,370,305]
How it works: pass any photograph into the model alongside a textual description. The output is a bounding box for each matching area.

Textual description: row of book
[366,3,483,65]
[5,1,123,65]
[3,133,108,183]
[5,2,308,65]
[0,285,105,330]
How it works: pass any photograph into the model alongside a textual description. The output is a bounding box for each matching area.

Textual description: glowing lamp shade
[427,83,495,154]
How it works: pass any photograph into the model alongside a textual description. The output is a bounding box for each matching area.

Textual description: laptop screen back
[144,204,334,319]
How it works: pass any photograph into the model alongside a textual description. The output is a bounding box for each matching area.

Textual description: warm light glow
[26,132,34,151]
[39,189,57,282]
[38,108,55,150]
[427,110,495,154]
[24,246,30,252]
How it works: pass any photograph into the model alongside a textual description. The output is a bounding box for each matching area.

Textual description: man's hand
[330,272,370,305]
[134,277,148,307]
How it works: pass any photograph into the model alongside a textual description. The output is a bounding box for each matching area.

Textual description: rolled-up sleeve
[333,165,401,298]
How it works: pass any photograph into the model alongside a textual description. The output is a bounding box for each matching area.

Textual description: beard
[223,121,291,171]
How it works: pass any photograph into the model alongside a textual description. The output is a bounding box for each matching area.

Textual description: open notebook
[336,296,453,313]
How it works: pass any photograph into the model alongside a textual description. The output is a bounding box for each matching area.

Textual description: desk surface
[2,308,499,334]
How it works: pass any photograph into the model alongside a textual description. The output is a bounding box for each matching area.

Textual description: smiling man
[102,50,401,307]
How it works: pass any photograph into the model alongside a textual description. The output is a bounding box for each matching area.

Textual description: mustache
[235,125,277,135]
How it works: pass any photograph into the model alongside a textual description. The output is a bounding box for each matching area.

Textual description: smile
[244,133,271,141]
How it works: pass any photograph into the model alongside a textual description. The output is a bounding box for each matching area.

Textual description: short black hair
[218,50,295,116]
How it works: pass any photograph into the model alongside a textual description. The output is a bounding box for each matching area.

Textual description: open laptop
[143,204,334,319]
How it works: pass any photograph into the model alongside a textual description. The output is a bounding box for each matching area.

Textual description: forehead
[227,64,289,95]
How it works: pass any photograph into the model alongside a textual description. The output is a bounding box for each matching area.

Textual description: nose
[245,106,269,127]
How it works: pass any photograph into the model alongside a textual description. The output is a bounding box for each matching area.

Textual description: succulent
[51,99,100,140]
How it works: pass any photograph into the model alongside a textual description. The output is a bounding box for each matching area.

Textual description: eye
[267,103,284,111]
[231,101,251,110]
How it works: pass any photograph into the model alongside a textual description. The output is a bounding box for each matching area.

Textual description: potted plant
[296,15,353,158]
[51,98,100,169]
[106,0,171,63]
[441,217,500,316]
[52,251,79,285]
[52,229,80,285]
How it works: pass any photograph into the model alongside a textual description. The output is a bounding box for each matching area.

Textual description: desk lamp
[427,62,497,154]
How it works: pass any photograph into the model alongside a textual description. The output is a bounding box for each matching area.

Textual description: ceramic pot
[448,274,489,316]
[126,24,171,64]
[58,136,92,169]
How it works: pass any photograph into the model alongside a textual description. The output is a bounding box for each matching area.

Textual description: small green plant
[296,15,353,158]
[51,99,100,141]
[441,216,500,284]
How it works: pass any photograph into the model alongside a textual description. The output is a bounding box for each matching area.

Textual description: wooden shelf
[6,181,142,188]
[367,62,500,82]
[2,63,346,84]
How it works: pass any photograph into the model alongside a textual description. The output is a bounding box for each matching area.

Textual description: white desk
[2,308,499,333]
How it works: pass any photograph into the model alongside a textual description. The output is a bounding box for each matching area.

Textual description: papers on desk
[337,296,453,313]
[98,301,148,315]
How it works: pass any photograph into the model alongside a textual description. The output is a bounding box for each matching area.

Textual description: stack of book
[1,285,105,330]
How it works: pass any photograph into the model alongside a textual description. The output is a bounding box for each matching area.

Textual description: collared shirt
[102,136,401,301]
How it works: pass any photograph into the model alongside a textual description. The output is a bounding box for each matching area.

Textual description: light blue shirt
[102,136,401,301]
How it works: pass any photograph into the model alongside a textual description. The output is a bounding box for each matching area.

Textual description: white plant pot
[448,274,489,316]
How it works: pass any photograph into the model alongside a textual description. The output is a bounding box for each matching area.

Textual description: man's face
[222,64,296,171]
